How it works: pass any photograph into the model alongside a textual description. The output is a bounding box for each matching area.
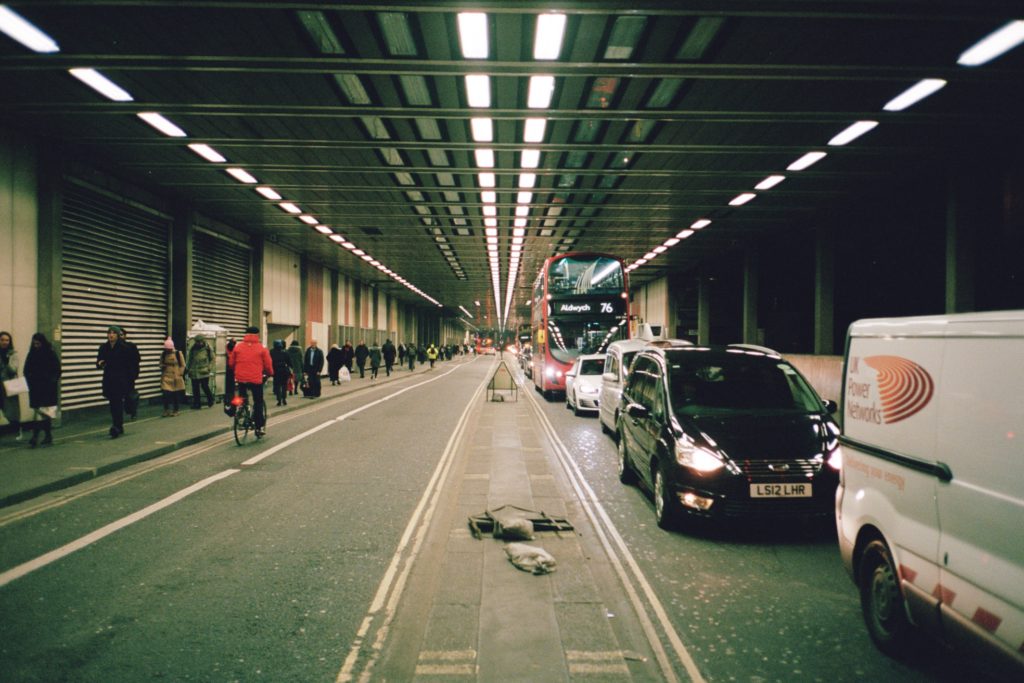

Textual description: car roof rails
[727,343,782,357]
[649,338,694,348]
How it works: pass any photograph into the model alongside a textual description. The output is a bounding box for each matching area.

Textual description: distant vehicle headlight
[545,367,556,378]
[675,442,725,472]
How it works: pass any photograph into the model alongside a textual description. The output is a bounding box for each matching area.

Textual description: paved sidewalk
[0,360,444,508]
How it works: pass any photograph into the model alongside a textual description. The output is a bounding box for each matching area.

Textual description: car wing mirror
[626,402,650,419]
[823,399,838,414]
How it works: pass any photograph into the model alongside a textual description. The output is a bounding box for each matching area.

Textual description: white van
[598,338,653,436]
[836,311,1024,674]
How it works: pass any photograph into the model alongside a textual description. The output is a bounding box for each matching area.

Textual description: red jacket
[229,333,272,384]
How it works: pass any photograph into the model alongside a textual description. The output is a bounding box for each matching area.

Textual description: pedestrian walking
[23,332,60,447]
[368,342,382,380]
[160,338,186,416]
[398,343,406,366]
[303,340,325,397]
[340,341,354,374]
[327,343,344,385]
[287,340,303,395]
[416,344,427,365]
[427,343,439,368]
[382,339,396,377]
[96,326,133,438]
[270,339,291,406]
[355,340,369,378]
[185,334,215,409]
[0,331,25,437]
[406,342,416,370]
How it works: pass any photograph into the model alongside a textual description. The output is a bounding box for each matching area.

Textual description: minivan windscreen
[668,355,823,414]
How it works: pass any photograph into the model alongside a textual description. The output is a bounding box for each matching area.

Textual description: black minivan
[616,344,841,528]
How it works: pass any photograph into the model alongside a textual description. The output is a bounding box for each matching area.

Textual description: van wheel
[617,433,637,485]
[653,467,680,530]
[859,539,912,656]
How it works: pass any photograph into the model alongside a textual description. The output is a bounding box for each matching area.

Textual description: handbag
[36,406,57,419]
[3,376,28,396]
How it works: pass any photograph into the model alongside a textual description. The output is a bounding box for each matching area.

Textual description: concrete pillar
[37,149,62,347]
[742,246,759,344]
[945,172,976,313]
[250,236,264,332]
[170,203,194,348]
[298,254,308,346]
[814,226,835,354]
[697,272,711,345]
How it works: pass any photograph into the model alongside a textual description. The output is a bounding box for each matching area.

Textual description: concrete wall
[0,132,38,348]
[262,242,301,326]
[633,277,670,335]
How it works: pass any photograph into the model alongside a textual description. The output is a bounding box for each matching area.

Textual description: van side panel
[840,335,945,612]
[935,336,1024,659]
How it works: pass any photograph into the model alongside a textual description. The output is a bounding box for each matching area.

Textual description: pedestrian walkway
[0,359,446,508]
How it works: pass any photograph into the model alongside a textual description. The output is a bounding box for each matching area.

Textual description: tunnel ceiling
[1,1,1023,331]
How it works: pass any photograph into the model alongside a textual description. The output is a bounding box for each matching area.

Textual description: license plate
[750,483,812,498]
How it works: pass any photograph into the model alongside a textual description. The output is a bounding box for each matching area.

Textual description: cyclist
[228,326,273,436]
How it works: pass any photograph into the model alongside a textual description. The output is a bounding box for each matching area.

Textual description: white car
[564,354,605,416]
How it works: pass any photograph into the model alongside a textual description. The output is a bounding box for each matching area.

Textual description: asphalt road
[0,353,1007,682]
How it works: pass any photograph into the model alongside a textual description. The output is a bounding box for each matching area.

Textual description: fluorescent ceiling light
[517,191,533,204]
[643,252,658,260]
[300,215,319,225]
[676,229,695,239]
[137,112,187,138]
[188,143,226,163]
[485,227,498,236]
[475,148,495,168]
[523,118,547,143]
[828,120,878,146]
[465,74,491,107]
[279,202,302,214]
[518,173,536,188]
[483,205,497,217]
[787,151,827,171]
[0,6,59,52]
[512,228,526,237]
[958,20,1024,66]
[883,79,947,111]
[663,238,680,247]
[652,245,667,254]
[634,258,648,266]
[527,76,556,108]
[361,254,374,261]
[330,234,345,242]
[226,167,258,184]
[521,149,541,168]
[314,224,333,234]
[352,248,365,256]
[515,206,529,217]
[457,12,488,58]
[470,117,493,142]
[342,242,356,249]
[478,172,496,188]
[256,186,281,200]
[486,236,498,245]
[690,219,711,229]
[755,175,786,190]
[69,68,133,101]
[534,13,567,59]
[481,191,497,203]
[514,218,527,227]
[484,218,497,227]
[729,193,756,206]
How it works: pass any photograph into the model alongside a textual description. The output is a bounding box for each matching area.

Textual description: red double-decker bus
[530,252,629,397]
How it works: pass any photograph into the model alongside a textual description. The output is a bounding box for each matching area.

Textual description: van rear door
[933,327,1024,661]
[842,332,945,620]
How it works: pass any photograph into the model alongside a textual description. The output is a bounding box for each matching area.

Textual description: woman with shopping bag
[23,332,61,447]
[1,330,26,435]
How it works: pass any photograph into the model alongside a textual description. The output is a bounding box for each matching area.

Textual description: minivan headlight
[675,442,725,472]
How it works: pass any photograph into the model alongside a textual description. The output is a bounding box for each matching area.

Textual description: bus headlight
[545,367,556,379]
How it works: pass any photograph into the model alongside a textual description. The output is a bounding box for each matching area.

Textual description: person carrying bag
[23,332,61,447]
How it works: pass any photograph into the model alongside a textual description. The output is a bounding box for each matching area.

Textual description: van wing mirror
[626,402,650,419]
[602,371,616,382]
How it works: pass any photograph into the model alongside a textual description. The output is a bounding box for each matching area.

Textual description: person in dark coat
[416,344,427,364]
[354,340,369,378]
[223,338,237,415]
[185,334,215,409]
[398,343,406,366]
[96,325,133,438]
[406,342,416,370]
[382,339,397,377]
[340,341,354,373]
[326,343,344,385]
[269,339,291,406]
[368,342,382,380]
[287,340,303,395]
[23,332,61,447]
[303,340,325,397]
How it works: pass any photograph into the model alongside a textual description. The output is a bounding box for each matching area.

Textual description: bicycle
[230,383,266,445]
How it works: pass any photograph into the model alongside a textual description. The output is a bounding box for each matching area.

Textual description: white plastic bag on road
[504,543,557,575]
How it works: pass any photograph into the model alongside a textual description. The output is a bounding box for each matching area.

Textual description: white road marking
[0,469,240,588]
[526,388,707,683]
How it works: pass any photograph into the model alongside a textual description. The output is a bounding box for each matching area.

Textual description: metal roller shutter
[191,228,251,338]
[61,181,170,410]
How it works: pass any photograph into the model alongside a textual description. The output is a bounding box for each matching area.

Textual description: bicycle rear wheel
[233,404,252,445]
